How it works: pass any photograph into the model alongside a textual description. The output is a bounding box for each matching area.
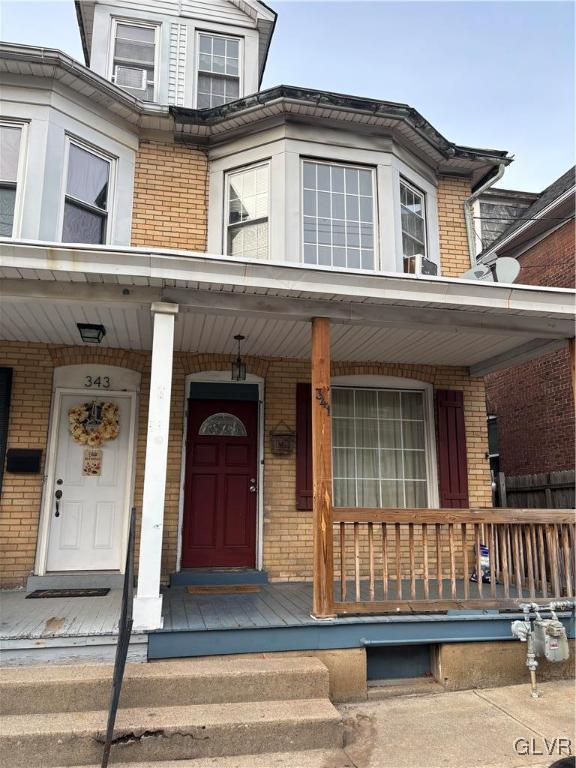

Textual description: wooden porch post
[311,317,335,618]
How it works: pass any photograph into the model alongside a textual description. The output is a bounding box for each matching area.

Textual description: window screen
[0,125,22,236]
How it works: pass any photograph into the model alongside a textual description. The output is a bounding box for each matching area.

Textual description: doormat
[26,588,110,599]
[186,584,261,595]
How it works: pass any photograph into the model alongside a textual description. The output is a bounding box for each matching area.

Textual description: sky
[1,0,573,191]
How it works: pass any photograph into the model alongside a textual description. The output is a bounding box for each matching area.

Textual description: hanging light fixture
[76,322,106,344]
[231,334,246,381]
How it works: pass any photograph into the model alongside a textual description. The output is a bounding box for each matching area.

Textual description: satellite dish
[494,257,521,284]
[461,264,494,282]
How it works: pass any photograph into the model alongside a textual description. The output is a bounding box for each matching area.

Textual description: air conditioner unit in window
[113,65,147,92]
[412,254,438,276]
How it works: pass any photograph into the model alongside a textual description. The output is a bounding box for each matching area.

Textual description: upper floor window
[226,163,269,259]
[0,123,24,237]
[112,20,158,102]
[62,141,112,245]
[302,160,375,270]
[197,32,240,108]
[400,179,427,274]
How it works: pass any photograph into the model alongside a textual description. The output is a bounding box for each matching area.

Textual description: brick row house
[0,0,574,676]
[480,168,575,481]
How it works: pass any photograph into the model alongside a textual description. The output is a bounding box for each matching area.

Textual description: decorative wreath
[68,401,120,447]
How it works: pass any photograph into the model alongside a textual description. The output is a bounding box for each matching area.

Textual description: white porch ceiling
[0,241,573,373]
[0,297,534,366]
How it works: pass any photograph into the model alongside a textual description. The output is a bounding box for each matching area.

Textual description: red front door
[182,399,258,568]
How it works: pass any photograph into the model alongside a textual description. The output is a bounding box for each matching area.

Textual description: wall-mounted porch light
[231,334,246,381]
[77,323,106,344]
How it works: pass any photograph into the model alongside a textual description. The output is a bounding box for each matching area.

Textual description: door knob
[54,489,63,517]
[249,485,257,493]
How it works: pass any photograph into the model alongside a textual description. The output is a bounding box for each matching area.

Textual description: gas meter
[511,601,574,697]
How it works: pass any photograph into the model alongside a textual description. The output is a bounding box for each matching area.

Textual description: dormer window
[196,32,240,108]
[111,20,158,102]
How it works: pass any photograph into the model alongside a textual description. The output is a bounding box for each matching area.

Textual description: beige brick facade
[0,342,491,587]
[437,175,473,277]
[131,140,209,251]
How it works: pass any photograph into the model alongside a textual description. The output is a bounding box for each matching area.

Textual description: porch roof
[1,239,574,373]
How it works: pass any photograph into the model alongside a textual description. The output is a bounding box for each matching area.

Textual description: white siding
[169,23,188,106]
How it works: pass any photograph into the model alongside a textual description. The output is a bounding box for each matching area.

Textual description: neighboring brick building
[482,168,575,477]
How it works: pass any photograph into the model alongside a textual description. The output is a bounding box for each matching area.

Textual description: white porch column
[133,302,178,630]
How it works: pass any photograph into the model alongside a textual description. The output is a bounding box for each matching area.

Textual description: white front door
[46,393,134,572]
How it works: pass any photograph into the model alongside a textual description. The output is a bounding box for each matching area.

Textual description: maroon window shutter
[296,382,313,511]
[436,389,469,508]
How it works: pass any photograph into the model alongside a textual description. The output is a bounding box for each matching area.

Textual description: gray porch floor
[160,579,515,633]
[0,588,124,641]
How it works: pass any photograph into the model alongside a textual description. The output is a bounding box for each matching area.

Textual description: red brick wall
[485,220,575,476]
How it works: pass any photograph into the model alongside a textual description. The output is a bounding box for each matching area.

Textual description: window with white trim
[112,21,157,101]
[0,123,23,237]
[225,163,269,259]
[400,179,427,274]
[197,32,240,108]
[302,160,375,270]
[62,141,112,245]
[332,387,428,508]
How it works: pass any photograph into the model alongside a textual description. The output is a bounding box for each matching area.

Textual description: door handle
[249,478,257,493]
[54,489,63,517]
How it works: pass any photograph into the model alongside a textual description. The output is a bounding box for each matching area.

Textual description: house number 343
[84,376,111,389]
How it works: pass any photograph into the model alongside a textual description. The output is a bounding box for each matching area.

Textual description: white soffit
[0,297,540,366]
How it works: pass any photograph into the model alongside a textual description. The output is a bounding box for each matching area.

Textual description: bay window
[400,179,427,274]
[0,123,23,237]
[332,387,429,508]
[197,33,240,108]
[112,21,157,102]
[62,141,112,245]
[225,162,269,259]
[302,160,375,270]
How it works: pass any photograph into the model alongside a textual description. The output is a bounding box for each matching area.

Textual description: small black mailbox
[6,449,42,474]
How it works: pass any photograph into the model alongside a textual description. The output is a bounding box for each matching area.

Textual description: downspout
[464,163,506,267]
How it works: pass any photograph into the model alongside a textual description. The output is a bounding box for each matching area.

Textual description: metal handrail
[101,506,136,768]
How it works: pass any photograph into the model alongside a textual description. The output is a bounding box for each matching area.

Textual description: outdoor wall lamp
[77,323,106,344]
[231,334,246,381]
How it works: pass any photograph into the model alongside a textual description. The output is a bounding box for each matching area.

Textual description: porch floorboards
[150,581,576,660]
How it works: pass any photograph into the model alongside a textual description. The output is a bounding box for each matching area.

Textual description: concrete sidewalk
[340,680,575,768]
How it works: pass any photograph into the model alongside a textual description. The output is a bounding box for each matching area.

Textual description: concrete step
[58,749,353,768]
[0,657,330,715]
[1,699,343,767]
[367,676,444,700]
[26,573,125,591]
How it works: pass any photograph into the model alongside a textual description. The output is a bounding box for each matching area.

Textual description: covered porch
[0,241,574,632]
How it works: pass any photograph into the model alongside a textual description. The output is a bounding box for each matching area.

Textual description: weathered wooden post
[311,317,335,618]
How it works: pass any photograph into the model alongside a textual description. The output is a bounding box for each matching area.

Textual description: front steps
[0,657,344,767]
[169,569,269,587]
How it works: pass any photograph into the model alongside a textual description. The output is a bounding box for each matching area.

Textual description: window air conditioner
[113,65,147,92]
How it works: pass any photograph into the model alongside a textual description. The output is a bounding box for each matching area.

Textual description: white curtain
[332,387,428,508]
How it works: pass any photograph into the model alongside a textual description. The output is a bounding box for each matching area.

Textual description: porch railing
[331,508,575,615]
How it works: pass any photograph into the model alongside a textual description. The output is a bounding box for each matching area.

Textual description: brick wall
[0,343,491,586]
[485,220,575,476]
[131,140,208,251]
[437,175,472,278]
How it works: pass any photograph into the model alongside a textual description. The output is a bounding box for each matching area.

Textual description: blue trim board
[169,569,269,586]
[148,612,575,660]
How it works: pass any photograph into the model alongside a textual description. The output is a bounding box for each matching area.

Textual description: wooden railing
[331,508,575,615]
